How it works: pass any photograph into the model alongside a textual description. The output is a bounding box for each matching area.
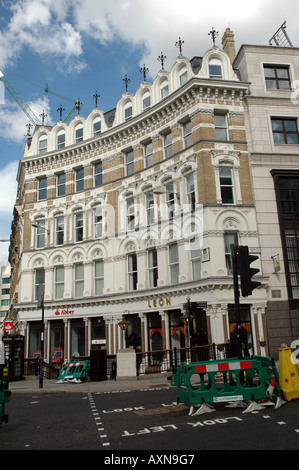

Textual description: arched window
[142,91,151,110]
[38,135,47,154]
[179,66,188,86]
[75,123,83,143]
[124,101,133,121]
[160,79,169,99]
[93,118,101,136]
[209,58,223,79]
[57,129,65,149]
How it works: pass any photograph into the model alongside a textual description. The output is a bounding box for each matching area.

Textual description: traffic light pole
[230,244,243,359]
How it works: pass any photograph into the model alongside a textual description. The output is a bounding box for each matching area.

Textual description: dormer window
[179,67,188,86]
[75,124,83,143]
[124,102,132,121]
[57,130,65,149]
[93,118,101,136]
[142,92,151,110]
[209,58,223,79]
[38,136,47,154]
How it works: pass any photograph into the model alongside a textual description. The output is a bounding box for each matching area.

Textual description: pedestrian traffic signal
[239,245,261,297]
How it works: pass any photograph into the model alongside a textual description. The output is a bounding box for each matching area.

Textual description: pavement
[7,373,171,394]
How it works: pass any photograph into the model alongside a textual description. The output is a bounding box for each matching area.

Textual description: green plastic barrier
[170,355,285,415]
[57,360,90,383]
[0,380,11,424]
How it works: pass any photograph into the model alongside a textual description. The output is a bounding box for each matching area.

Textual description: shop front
[19,292,268,364]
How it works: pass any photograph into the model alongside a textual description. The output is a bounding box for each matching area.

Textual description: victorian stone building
[7,29,270,365]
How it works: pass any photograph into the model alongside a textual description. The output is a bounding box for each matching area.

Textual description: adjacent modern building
[234,41,299,356]
[9,28,290,365]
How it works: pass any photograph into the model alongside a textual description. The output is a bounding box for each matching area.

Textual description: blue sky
[0,0,299,267]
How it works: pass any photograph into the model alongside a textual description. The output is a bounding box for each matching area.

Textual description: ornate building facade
[8,29,269,363]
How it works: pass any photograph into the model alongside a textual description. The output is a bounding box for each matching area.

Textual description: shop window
[70,320,85,357]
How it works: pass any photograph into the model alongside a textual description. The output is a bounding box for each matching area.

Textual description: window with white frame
[124,102,132,121]
[166,182,175,219]
[36,219,46,248]
[219,166,234,204]
[148,248,158,287]
[164,131,172,159]
[94,259,104,295]
[57,173,65,197]
[34,268,45,301]
[38,136,47,154]
[125,149,134,176]
[179,67,188,86]
[75,212,83,242]
[57,130,65,149]
[127,197,135,231]
[94,205,103,238]
[183,120,192,148]
[76,168,84,192]
[186,173,196,211]
[224,231,238,275]
[144,141,153,168]
[74,263,84,297]
[93,119,101,136]
[55,216,64,245]
[214,113,228,141]
[94,161,102,187]
[54,266,64,299]
[142,91,151,110]
[75,125,83,143]
[146,191,155,225]
[128,253,138,291]
[38,177,47,200]
[209,59,223,79]
[169,243,179,284]
[160,80,169,98]
[190,237,201,280]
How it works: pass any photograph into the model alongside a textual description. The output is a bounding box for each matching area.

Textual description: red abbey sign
[3,321,13,332]
[54,309,75,316]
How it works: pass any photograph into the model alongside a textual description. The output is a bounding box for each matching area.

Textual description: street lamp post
[37,284,45,388]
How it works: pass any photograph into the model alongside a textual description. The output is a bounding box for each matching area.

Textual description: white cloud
[0,96,49,141]
[0,160,18,215]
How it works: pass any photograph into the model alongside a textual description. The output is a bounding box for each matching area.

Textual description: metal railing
[24,359,60,379]
[136,343,231,375]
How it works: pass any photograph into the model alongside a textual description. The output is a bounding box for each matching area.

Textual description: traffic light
[239,245,261,297]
